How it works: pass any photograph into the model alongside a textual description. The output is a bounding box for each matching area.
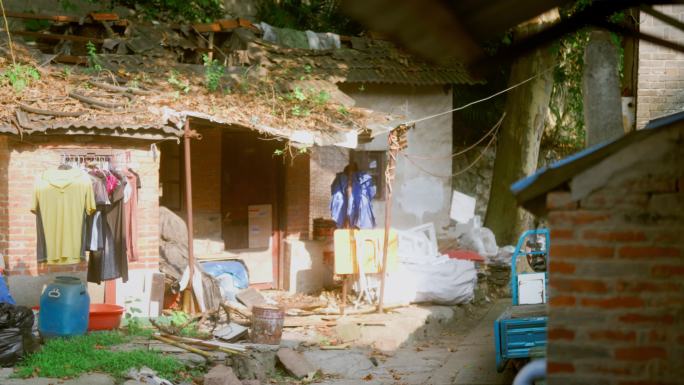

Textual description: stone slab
[276,348,318,379]
[302,350,374,379]
[204,365,241,385]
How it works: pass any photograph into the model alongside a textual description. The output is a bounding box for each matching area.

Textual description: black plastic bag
[0,303,37,366]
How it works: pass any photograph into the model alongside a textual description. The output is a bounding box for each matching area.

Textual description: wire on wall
[402,112,505,178]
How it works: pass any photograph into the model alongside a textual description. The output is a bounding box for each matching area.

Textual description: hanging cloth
[330,171,376,229]
[87,176,128,284]
[31,169,96,265]
[124,169,140,261]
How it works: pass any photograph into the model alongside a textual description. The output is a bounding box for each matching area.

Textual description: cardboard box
[248,204,272,249]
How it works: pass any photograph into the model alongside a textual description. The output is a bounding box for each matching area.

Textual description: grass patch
[14,331,195,381]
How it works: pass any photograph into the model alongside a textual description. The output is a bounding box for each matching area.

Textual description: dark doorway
[221,131,283,250]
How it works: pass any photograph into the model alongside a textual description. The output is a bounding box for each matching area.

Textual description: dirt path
[313,299,516,385]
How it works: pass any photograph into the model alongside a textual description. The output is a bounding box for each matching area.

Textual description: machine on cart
[494,229,549,372]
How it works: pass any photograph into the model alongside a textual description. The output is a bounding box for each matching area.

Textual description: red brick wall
[309,146,349,233]
[284,153,310,239]
[1,137,160,276]
[546,170,684,383]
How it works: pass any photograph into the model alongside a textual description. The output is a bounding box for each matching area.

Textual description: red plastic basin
[32,304,125,331]
[88,304,124,331]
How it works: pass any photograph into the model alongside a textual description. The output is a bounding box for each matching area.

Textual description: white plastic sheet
[383,256,477,306]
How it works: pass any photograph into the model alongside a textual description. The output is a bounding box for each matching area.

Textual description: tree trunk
[484,19,556,245]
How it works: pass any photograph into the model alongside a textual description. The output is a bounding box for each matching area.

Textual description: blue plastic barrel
[39,276,90,337]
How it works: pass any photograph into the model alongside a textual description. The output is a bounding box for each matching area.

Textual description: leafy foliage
[13,332,194,381]
[60,0,223,23]
[203,54,225,92]
[544,30,589,155]
[118,0,224,22]
[86,41,103,73]
[123,298,147,335]
[167,69,191,94]
[258,0,364,35]
[282,86,332,118]
[154,310,207,338]
[1,63,40,92]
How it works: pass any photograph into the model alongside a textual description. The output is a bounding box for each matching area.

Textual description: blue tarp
[201,261,249,289]
[0,273,15,305]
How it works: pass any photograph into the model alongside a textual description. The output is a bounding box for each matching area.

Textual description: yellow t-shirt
[31,169,96,265]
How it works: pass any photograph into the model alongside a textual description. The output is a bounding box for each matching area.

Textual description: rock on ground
[276,348,318,379]
[204,364,242,385]
[302,350,375,379]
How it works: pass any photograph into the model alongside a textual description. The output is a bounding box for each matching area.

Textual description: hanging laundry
[85,171,109,256]
[88,171,129,284]
[31,168,96,265]
[124,168,140,262]
[105,172,119,194]
[330,164,377,229]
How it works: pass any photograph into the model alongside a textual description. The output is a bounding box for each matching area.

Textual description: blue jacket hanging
[330,171,376,229]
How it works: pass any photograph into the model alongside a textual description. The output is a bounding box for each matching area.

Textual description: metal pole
[183,119,196,311]
[377,129,399,313]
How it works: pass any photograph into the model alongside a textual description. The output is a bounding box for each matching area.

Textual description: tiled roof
[246,36,482,86]
[0,39,397,144]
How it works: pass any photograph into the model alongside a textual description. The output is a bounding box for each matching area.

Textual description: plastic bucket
[33,304,125,331]
[88,304,124,331]
[251,306,284,345]
[39,276,90,337]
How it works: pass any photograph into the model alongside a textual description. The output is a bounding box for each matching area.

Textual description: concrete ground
[309,299,516,385]
[0,300,516,385]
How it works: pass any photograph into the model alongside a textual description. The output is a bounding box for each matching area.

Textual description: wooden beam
[4,30,105,44]
[193,22,221,33]
[89,13,119,21]
[218,19,239,30]
[5,11,78,23]
[54,55,87,65]
[4,11,127,26]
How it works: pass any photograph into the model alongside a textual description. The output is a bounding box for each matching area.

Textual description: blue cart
[494,229,549,372]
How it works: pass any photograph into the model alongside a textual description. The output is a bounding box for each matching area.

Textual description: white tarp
[383,256,477,306]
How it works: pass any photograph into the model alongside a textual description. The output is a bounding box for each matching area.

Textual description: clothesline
[401,112,504,179]
[406,113,506,161]
[399,64,557,126]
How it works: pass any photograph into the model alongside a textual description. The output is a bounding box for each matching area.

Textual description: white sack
[383,256,477,306]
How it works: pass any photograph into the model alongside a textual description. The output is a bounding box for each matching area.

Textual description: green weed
[13,331,192,381]
[1,63,40,92]
[203,54,225,92]
[86,41,103,73]
[167,69,190,93]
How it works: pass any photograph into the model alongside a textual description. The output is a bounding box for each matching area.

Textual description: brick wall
[637,5,684,128]
[0,137,8,264]
[545,135,684,384]
[1,137,160,277]
[309,146,349,233]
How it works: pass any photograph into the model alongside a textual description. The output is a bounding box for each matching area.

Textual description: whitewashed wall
[339,84,454,235]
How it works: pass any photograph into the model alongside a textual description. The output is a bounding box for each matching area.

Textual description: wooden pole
[183,118,196,313]
[377,128,401,313]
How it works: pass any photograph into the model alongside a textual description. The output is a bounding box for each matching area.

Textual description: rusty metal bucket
[251,306,285,345]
